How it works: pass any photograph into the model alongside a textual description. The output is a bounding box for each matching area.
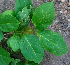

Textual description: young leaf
[15,0,33,15]
[23,26,33,35]
[0,10,15,18]
[16,61,25,65]
[10,59,25,65]
[16,7,31,30]
[30,5,35,19]
[32,1,56,31]
[20,34,44,63]
[0,15,20,32]
[26,61,40,65]
[0,31,4,42]
[0,47,13,65]
[7,34,21,52]
[10,59,20,65]
[36,30,68,56]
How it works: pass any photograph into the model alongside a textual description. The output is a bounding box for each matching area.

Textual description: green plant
[0,0,68,65]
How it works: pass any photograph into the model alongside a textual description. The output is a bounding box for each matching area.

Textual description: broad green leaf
[0,47,13,65]
[26,61,40,65]
[0,15,20,32]
[7,34,21,52]
[32,1,56,31]
[0,31,4,42]
[20,34,44,63]
[0,10,15,18]
[15,0,33,15]
[36,30,68,56]
[16,7,31,30]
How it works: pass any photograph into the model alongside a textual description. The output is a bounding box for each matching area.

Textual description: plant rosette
[0,0,68,65]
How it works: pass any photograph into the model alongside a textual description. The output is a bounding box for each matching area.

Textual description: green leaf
[32,1,56,31]
[16,61,25,65]
[0,31,4,42]
[7,34,21,52]
[0,10,15,18]
[10,59,25,65]
[0,47,13,65]
[20,34,44,63]
[30,5,35,19]
[15,0,33,15]
[36,30,68,56]
[16,7,31,30]
[10,59,20,65]
[0,15,20,32]
[26,61,40,65]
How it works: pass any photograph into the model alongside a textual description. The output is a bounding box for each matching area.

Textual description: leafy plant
[0,0,68,65]
[0,47,13,65]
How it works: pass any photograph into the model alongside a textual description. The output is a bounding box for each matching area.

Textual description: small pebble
[61,0,66,2]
